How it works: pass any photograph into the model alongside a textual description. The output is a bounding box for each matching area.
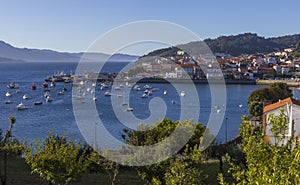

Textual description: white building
[263,97,300,145]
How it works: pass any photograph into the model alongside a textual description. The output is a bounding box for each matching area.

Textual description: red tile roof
[263,97,300,113]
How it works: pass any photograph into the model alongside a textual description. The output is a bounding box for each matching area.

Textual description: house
[263,97,300,145]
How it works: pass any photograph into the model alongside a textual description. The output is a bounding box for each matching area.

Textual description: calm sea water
[0,61,299,145]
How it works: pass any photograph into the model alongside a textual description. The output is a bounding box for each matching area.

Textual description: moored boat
[16,103,28,110]
[34,101,43,105]
[5,92,12,97]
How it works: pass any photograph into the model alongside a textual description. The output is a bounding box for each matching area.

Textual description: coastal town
[124,45,300,84]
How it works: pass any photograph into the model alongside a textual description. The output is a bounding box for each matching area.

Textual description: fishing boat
[16,103,28,110]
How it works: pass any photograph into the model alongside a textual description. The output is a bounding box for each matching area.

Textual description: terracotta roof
[263,97,300,113]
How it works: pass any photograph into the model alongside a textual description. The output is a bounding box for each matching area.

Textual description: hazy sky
[0,0,299,55]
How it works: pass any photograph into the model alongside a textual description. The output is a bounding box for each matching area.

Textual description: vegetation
[141,33,300,57]
[122,118,210,184]
[0,115,23,185]
[219,109,300,184]
[247,82,292,117]
[24,133,90,185]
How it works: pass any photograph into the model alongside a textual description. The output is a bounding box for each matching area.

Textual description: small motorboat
[45,95,53,102]
[180,91,186,97]
[144,84,151,89]
[163,90,168,95]
[42,82,48,88]
[126,107,133,112]
[239,104,243,108]
[64,79,71,83]
[7,82,15,89]
[5,92,12,97]
[141,93,148,98]
[34,101,43,105]
[104,91,112,96]
[23,94,29,100]
[57,91,64,95]
[31,84,37,90]
[93,97,97,101]
[4,100,13,104]
[16,103,28,110]
[50,81,56,87]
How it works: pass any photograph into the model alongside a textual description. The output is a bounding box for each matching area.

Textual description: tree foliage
[122,118,210,184]
[0,115,22,185]
[248,82,292,117]
[24,133,90,185]
[219,110,300,185]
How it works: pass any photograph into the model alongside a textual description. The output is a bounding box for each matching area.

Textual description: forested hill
[142,33,300,57]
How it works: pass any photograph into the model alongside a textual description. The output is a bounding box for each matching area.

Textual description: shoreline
[256,80,300,87]
[125,78,256,85]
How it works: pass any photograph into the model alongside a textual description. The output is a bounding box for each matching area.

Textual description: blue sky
[0,0,299,55]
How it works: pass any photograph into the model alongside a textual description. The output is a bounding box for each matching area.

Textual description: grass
[5,157,143,185]
[4,157,232,185]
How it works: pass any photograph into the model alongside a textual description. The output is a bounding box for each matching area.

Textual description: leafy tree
[0,115,23,185]
[219,110,300,184]
[122,118,210,184]
[24,133,90,185]
[89,150,120,185]
[248,82,292,116]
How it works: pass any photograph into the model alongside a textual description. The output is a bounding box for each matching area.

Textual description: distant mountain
[142,33,300,57]
[0,40,138,62]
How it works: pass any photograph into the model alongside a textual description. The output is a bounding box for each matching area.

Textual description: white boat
[45,96,53,102]
[104,91,112,96]
[117,94,123,98]
[4,100,13,104]
[23,94,29,100]
[92,83,96,87]
[16,103,28,110]
[217,109,221,114]
[126,107,133,111]
[50,81,56,87]
[163,90,168,95]
[180,91,186,97]
[239,104,243,108]
[7,82,15,89]
[144,84,151,89]
[57,91,64,95]
[133,85,141,91]
[141,93,148,98]
[5,92,12,97]
[93,97,97,101]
